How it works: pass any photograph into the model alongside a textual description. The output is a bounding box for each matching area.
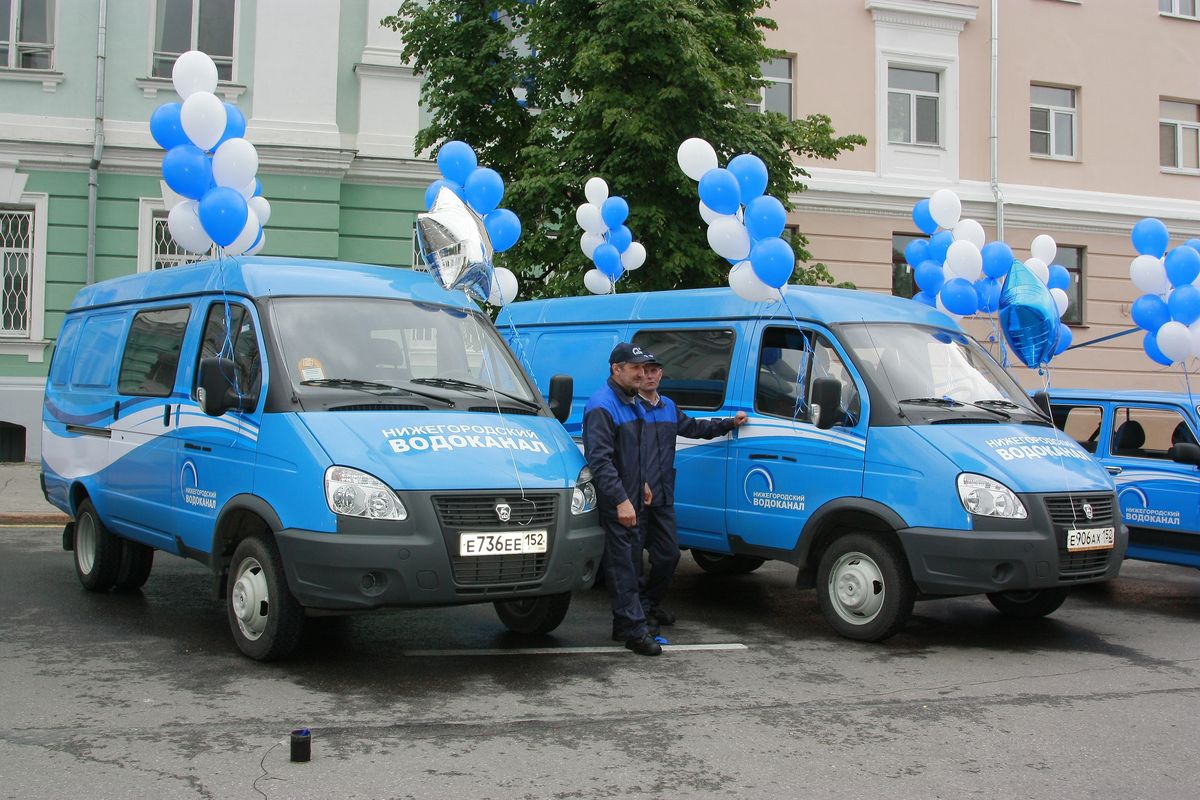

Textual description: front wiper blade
[899,396,1010,420]
[301,377,454,407]
[974,399,1022,409]
[410,377,541,411]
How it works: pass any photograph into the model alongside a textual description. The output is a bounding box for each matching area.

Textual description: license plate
[1066,527,1115,552]
[459,530,548,557]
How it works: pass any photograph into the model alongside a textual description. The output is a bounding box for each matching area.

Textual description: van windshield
[268,297,539,407]
[839,323,1043,421]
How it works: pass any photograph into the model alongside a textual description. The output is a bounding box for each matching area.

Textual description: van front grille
[1043,494,1117,580]
[450,553,548,586]
[432,494,557,529]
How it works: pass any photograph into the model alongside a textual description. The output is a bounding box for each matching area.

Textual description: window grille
[153,215,206,269]
[0,209,33,338]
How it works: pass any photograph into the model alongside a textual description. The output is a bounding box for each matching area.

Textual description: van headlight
[325,466,407,520]
[572,467,597,515]
[957,473,1027,519]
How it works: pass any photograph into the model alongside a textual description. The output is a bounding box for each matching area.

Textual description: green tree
[385,0,864,297]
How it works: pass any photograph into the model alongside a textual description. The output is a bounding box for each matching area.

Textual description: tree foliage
[384,0,865,297]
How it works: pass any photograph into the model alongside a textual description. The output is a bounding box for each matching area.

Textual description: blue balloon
[607,224,633,253]
[999,260,1059,368]
[912,199,938,235]
[601,196,629,229]
[1132,293,1171,332]
[727,154,768,201]
[975,277,1001,313]
[1144,331,1174,366]
[912,291,936,307]
[749,236,795,288]
[1047,264,1070,291]
[744,195,786,241]
[162,144,213,201]
[593,242,623,280]
[437,140,478,185]
[904,238,930,269]
[1165,245,1200,287]
[1131,217,1170,258]
[940,277,979,316]
[1168,284,1200,325]
[464,167,505,216]
[927,230,953,263]
[424,179,463,210]
[981,241,1015,279]
[1053,323,1073,357]
[198,186,248,247]
[484,208,521,253]
[215,102,247,150]
[914,260,945,294]
[1186,238,1200,254]
[150,103,188,151]
[698,168,742,216]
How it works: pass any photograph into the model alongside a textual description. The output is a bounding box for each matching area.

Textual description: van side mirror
[1172,442,1200,467]
[811,377,842,430]
[548,374,573,424]
[197,357,256,417]
[1032,390,1052,420]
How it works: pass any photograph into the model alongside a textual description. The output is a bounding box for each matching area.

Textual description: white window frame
[137,194,209,273]
[147,0,240,85]
[887,65,941,146]
[1160,0,1200,19]
[748,56,794,119]
[1030,84,1077,161]
[1,0,55,70]
[1160,100,1200,174]
[0,167,47,362]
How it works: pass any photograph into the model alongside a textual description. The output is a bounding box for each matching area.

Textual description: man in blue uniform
[583,342,662,656]
[638,357,747,628]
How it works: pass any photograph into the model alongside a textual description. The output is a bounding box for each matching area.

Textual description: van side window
[1111,406,1194,460]
[196,302,261,403]
[49,318,81,388]
[630,328,734,410]
[1050,404,1102,452]
[71,313,126,388]
[118,307,191,397]
[755,327,859,425]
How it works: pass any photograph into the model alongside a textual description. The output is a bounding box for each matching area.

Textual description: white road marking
[402,643,748,657]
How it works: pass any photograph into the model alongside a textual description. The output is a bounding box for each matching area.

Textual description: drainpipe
[86,0,108,285]
[989,0,1005,241]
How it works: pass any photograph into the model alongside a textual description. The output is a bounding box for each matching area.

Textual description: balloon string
[503,315,539,391]
[1041,364,1082,527]
[769,288,817,425]
[471,311,526,500]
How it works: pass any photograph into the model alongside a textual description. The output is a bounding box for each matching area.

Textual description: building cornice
[344,155,439,186]
[865,0,978,31]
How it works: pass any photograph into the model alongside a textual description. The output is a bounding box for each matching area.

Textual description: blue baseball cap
[609,342,657,364]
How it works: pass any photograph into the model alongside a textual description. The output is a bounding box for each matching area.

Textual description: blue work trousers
[601,513,648,640]
[639,503,680,615]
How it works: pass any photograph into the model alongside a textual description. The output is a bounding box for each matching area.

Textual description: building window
[891,233,923,299]
[0,0,54,70]
[152,214,206,269]
[152,0,235,81]
[1030,85,1076,158]
[1160,99,1200,171]
[0,209,33,338]
[1160,0,1198,18]
[1056,245,1084,326]
[888,67,940,145]
[748,57,793,119]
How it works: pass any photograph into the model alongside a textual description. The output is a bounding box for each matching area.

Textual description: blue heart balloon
[999,260,1059,368]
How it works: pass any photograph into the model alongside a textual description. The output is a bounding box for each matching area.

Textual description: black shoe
[613,620,658,641]
[649,607,676,626]
[625,633,663,656]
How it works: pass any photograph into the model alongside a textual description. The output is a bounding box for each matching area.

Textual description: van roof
[1050,388,1200,408]
[501,285,957,328]
[68,256,475,312]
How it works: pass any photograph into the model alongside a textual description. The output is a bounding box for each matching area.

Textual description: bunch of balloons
[423,141,522,306]
[152,51,270,256]
[677,138,792,302]
[576,177,646,295]
[1127,217,1200,367]
[907,189,1000,317]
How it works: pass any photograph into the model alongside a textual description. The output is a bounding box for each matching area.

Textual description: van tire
[816,533,914,642]
[115,540,154,591]
[226,534,305,661]
[691,551,766,575]
[494,592,571,635]
[986,588,1070,619]
[73,499,121,592]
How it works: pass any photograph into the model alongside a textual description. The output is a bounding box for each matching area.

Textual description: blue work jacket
[583,377,645,517]
[640,393,736,506]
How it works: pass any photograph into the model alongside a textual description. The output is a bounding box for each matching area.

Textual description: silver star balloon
[415,187,495,302]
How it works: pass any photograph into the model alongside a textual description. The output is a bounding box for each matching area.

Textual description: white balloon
[247,196,271,227]
[1050,287,1069,317]
[699,201,727,225]
[180,91,226,151]
[952,218,986,249]
[488,267,519,306]
[1189,320,1200,357]
[1031,234,1057,265]
[946,240,983,280]
[580,231,603,259]
[707,216,751,261]
[942,263,957,283]
[729,261,784,302]
[1130,254,1170,295]
[238,177,257,200]
[225,209,260,256]
[212,138,258,189]
[928,189,962,229]
[583,268,612,295]
[575,203,606,235]
[1025,257,1050,284]
[677,137,719,182]
[584,177,609,207]
[1157,321,1192,363]
[172,50,218,100]
[621,241,646,271]
[247,231,266,256]
[167,200,212,254]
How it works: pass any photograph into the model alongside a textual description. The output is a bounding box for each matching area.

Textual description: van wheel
[986,588,1069,619]
[73,499,121,592]
[494,592,571,635]
[691,551,766,575]
[816,533,914,642]
[226,535,304,661]
[115,540,154,591]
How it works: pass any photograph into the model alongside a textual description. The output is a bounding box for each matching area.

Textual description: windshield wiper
[410,377,542,411]
[899,397,1010,420]
[300,377,454,407]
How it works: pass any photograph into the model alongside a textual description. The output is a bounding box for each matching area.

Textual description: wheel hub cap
[829,553,885,625]
[232,559,269,641]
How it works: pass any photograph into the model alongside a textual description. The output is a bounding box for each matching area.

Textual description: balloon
[463,167,505,216]
[580,231,603,258]
[150,103,188,150]
[1030,234,1057,265]
[749,237,794,288]
[247,230,266,256]
[484,208,521,253]
[575,203,606,235]
[1190,320,1200,358]
[928,189,962,229]
[935,294,960,319]
[912,199,938,235]
[707,216,751,261]
[583,268,612,295]
[225,209,260,256]
[198,186,248,247]
[248,196,271,227]
[593,243,623,281]
[436,140,477,185]
[698,201,725,225]
[981,241,1015,279]
[940,277,979,316]
[1047,264,1070,291]
[166,200,212,254]
[953,219,986,249]
[1186,238,1200,255]
[253,178,262,197]
[975,277,1001,313]
[946,240,983,280]
[927,230,953,263]
[161,144,212,201]
[1131,218,1170,258]
[584,177,609,207]
[211,137,258,189]
[1165,245,1200,287]
[1130,254,1170,295]
[904,238,930,269]
[607,224,633,254]
[621,242,646,270]
[743,195,786,241]
[677,138,719,181]
[1132,294,1171,332]
[238,177,258,200]
[601,196,629,229]
[215,103,247,150]
[912,291,936,307]
[415,188,494,301]
[698,168,742,216]
[1144,331,1174,366]
[1157,321,1192,362]
[180,91,226,151]
[1168,284,1200,325]
[1050,287,1069,317]
[999,260,1060,368]
[172,50,218,99]
[727,154,768,201]
[488,266,519,306]
[1024,257,1049,284]
[914,260,945,294]
[1054,323,1073,356]
[729,260,782,302]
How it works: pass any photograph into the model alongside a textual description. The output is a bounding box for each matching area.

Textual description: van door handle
[749,454,777,460]
[184,442,212,453]
[162,405,171,427]
[1105,466,1122,475]
[113,401,120,421]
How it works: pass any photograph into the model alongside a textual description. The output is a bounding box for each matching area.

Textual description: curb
[0,513,69,526]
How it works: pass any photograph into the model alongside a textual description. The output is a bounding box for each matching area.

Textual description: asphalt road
[2,524,1198,800]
